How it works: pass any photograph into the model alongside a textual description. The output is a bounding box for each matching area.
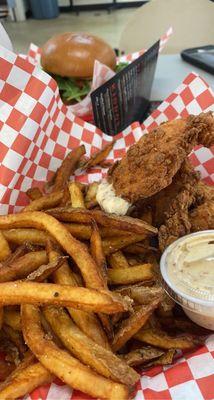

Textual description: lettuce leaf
[53,75,91,103]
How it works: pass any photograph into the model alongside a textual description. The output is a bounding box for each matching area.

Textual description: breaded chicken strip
[109,112,214,203]
[159,183,214,251]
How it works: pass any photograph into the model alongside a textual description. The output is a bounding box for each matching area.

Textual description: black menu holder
[91,40,160,136]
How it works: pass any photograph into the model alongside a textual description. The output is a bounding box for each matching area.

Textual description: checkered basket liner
[0,41,213,399]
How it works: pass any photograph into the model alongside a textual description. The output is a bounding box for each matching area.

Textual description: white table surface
[151,54,214,101]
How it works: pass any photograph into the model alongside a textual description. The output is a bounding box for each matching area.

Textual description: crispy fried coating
[135,159,200,227]
[109,113,214,203]
[158,183,214,251]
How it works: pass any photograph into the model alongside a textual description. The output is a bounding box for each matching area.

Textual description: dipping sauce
[160,231,214,330]
[167,233,214,300]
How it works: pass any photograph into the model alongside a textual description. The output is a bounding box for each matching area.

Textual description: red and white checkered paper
[26,27,173,117]
[0,41,214,399]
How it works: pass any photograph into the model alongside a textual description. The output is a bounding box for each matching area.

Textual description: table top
[151,54,214,101]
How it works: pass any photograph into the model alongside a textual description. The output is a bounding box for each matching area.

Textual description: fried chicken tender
[135,159,200,227]
[159,183,214,251]
[189,201,214,232]
[109,112,214,203]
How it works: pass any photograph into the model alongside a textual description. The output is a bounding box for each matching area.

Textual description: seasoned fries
[90,221,113,339]
[43,306,139,386]
[52,145,86,191]
[115,286,163,305]
[22,305,129,400]
[112,298,162,351]
[0,212,107,289]
[24,191,63,212]
[64,223,129,240]
[121,347,164,367]
[2,229,50,246]
[3,309,21,332]
[26,187,42,201]
[85,182,99,208]
[47,207,157,235]
[49,246,109,348]
[0,359,15,382]
[108,264,154,285]
[81,141,115,170]
[134,328,202,350]
[69,182,85,208]
[103,235,146,255]
[0,232,11,262]
[0,250,48,282]
[0,281,130,313]
[0,361,52,399]
[0,144,208,399]
[108,251,129,269]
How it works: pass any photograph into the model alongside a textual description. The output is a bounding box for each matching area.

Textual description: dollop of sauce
[96,180,130,215]
[167,233,214,300]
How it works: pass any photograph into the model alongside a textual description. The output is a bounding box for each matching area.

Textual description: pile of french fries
[0,145,207,400]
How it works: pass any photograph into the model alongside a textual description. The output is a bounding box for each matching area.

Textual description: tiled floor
[3,9,136,54]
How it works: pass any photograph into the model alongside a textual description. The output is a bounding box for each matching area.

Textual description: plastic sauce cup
[160,230,214,330]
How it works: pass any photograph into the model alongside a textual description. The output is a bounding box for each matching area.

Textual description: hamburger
[41,32,119,104]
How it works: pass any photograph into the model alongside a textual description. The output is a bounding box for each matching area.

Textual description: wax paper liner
[0,41,214,399]
[25,27,173,117]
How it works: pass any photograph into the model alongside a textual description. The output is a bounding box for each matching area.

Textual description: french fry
[108,264,154,285]
[0,244,31,267]
[26,187,43,201]
[124,242,156,255]
[0,232,11,262]
[90,221,113,339]
[25,257,66,283]
[0,362,52,399]
[69,182,85,208]
[46,207,157,236]
[63,223,92,239]
[43,306,139,386]
[103,235,149,256]
[112,298,161,351]
[145,349,176,368]
[22,305,129,400]
[60,184,71,206]
[3,310,21,332]
[0,360,15,382]
[81,141,115,170]
[90,221,107,283]
[108,251,129,269]
[100,227,129,238]
[0,212,106,290]
[0,281,131,313]
[3,325,26,355]
[44,171,57,194]
[134,328,202,350]
[161,317,210,336]
[0,331,20,366]
[115,286,163,305]
[0,251,48,282]
[120,347,164,367]
[52,145,86,192]
[2,229,50,246]
[49,246,109,349]
[157,293,175,318]
[23,191,63,212]
[64,223,129,240]
[85,182,99,207]
[0,307,3,330]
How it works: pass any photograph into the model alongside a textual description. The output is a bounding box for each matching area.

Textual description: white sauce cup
[160,230,214,330]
